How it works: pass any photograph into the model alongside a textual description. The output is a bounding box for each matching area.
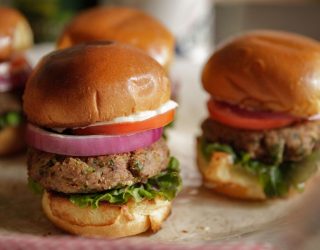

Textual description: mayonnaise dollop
[52,100,178,133]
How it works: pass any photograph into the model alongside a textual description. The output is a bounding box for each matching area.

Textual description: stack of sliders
[57,7,174,73]
[24,42,181,237]
[0,7,33,155]
[197,30,320,200]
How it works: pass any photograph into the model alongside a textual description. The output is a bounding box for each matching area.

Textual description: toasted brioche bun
[57,7,174,71]
[0,7,33,60]
[196,138,266,200]
[202,30,320,117]
[0,125,25,155]
[23,42,170,128]
[42,191,171,238]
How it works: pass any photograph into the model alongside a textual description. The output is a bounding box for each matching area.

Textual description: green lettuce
[162,121,175,140]
[236,152,289,197]
[0,111,23,130]
[28,178,44,194]
[201,138,319,198]
[70,156,182,208]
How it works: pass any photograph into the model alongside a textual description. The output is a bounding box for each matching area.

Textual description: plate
[0,45,319,250]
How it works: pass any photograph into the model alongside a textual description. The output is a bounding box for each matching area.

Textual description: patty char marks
[202,118,320,162]
[28,138,169,194]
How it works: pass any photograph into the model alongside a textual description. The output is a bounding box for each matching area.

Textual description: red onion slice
[0,76,11,92]
[26,124,163,156]
[0,56,31,92]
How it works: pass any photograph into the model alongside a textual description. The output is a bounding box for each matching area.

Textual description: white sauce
[52,100,178,133]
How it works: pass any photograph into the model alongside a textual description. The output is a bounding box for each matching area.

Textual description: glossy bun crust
[0,7,33,60]
[57,7,174,71]
[42,191,172,238]
[202,30,320,117]
[23,42,170,128]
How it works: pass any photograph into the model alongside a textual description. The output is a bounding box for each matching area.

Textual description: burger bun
[42,191,172,238]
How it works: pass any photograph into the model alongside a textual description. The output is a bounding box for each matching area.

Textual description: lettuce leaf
[0,111,23,130]
[236,151,290,197]
[69,157,182,208]
[28,178,43,194]
[200,138,313,198]
[162,121,175,140]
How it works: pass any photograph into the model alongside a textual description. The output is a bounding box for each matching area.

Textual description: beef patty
[28,138,169,194]
[202,119,320,162]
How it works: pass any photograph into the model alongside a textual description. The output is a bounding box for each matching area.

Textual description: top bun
[57,7,174,71]
[202,30,320,117]
[23,41,170,128]
[0,7,33,60]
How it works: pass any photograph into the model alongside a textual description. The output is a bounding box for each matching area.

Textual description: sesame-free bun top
[202,30,320,117]
[0,7,33,60]
[42,191,171,238]
[23,41,170,128]
[57,7,174,71]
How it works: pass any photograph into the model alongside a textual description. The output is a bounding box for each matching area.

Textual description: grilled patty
[202,119,320,162]
[28,138,169,194]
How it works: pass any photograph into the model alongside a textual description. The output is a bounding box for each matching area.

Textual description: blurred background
[1,0,320,63]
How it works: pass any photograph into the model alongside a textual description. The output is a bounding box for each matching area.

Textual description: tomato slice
[73,109,175,135]
[207,100,298,130]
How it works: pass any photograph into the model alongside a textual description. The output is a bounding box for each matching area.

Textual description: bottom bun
[0,125,25,156]
[196,138,266,200]
[42,191,172,238]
